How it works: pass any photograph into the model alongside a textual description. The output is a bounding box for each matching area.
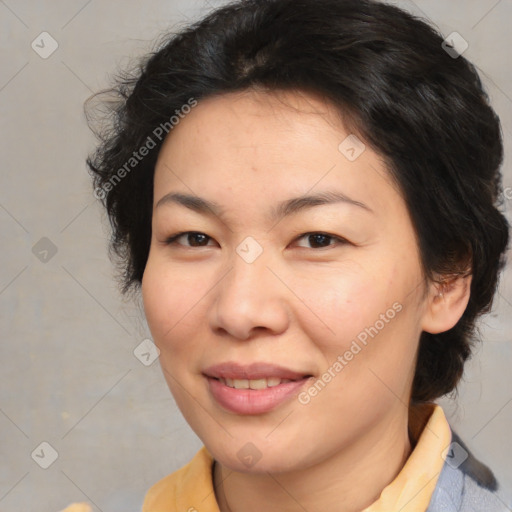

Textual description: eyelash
[163,231,349,250]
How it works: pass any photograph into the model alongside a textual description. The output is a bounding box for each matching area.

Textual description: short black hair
[86,0,509,403]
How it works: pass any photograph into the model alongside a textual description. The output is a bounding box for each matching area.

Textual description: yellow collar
[140,403,451,512]
[363,403,451,511]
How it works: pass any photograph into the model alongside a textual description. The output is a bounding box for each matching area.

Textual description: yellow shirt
[62,403,451,512]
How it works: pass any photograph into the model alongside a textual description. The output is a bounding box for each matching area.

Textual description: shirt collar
[142,403,452,512]
[362,403,452,512]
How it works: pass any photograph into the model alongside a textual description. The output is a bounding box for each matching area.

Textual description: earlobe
[421,274,472,334]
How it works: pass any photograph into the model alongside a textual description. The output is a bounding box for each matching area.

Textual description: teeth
[218,377,295,389]
[248,378,266,390]
[234,379,249,389]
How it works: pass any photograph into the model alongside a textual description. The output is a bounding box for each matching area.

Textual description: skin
[141,88,471,512]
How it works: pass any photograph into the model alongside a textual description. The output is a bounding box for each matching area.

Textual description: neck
[214,409,412,512]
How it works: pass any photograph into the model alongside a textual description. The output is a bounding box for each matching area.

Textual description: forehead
[153,89,397,215]
[160,89,349,155]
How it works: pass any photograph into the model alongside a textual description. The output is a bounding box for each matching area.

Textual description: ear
[421,273,472,334]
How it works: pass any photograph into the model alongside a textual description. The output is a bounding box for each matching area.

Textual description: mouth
[202,362,314,415]
[203,361,313,381]
[211,376,309,389]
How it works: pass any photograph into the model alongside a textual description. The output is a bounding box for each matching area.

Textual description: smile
[205,374,312,415]
[215,377,295,389]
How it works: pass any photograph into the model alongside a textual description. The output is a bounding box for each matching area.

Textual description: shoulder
[58,504,92,512]
[427,431,510,512]
[142,446,219,512]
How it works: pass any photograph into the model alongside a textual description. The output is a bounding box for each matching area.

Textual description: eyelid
[293,232,349,248]
[164,231,217,247]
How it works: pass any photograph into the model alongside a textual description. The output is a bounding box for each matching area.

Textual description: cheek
[298,263,420,387]
[142,260,208,409]
[141,257,205,352]
[293,263,397,347]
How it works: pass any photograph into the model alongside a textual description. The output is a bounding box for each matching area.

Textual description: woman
[64,0,510,510]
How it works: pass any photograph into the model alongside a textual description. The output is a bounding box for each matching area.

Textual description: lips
[203,362,313,414]
[203,361,311,381]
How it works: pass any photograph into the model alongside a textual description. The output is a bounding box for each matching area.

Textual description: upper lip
[203,362,312,381]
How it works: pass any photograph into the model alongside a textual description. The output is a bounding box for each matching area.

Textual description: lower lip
[205,376,312,415]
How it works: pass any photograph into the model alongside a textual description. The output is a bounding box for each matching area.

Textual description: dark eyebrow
[154,190,373,222]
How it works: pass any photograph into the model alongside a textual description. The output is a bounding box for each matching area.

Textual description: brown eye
[165,231,214,247]
[294,232,347,249]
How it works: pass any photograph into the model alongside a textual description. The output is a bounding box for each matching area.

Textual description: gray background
[1,1,511,511]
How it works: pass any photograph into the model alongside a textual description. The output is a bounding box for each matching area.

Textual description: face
[142,89,431,474]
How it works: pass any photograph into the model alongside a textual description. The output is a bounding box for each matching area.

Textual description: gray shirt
[427,432,511,511]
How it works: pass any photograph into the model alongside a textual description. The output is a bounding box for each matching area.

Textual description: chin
[206,435,309,474]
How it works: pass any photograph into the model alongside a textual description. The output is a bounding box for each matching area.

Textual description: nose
[209,249,291,341]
